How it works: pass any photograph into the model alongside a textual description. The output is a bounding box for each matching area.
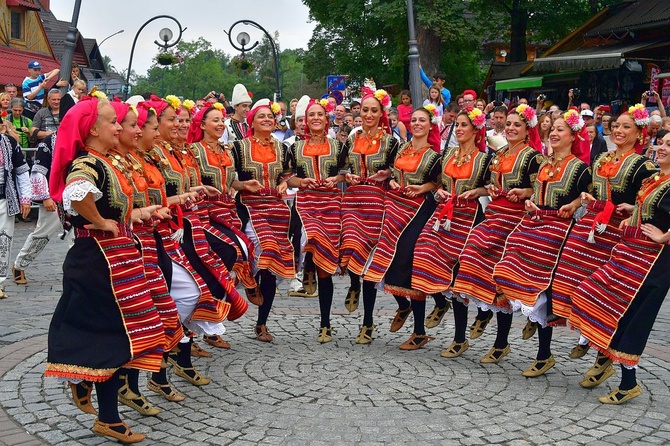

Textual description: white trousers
[0,199,15,287]
[14,204,62,270]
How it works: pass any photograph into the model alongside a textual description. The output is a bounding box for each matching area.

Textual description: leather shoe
[522,355,556,377]
[425,302,450,329]
[399,333,435,350]
[390,307,411,333]
[521,319,537,340]
[147,379,186,402]
[579,365,615,389]
[440,340,469,358]
[254,324,273,342]
[302,270,317,294]
[245,287,264,306]
[469,313,493,339]
[569,343,590,359]
[12,264,27,285]
[317,327,333,344]
[585,357,613,377]
[191,341,212,357]
[69,381,97,415]
[92,419,145,443]
[344,287,360,313]
[598,384,642,405]
[355,325,375,344]
[480,344,511,364]
[203,335,231,349]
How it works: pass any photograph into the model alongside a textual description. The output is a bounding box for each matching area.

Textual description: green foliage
[301,0,486,94]
[131,36,311,101]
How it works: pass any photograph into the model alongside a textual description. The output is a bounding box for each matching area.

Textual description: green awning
[495,76,543,91]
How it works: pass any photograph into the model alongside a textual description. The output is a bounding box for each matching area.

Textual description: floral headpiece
[466,106,486,129]
[90,90,107,100]
[361,86,392,111]
[213,102,224,111]
[165,95,181,111]
[628,103,650,127]
[563,109,585,132]
[270,101,281,116]
[515,104,537,128]
[318,98,335,114]
[128,104,138,117]
[182,99,196,115]
[423,104,441,125]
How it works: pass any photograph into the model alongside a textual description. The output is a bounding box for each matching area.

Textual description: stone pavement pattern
[1,221,669,445]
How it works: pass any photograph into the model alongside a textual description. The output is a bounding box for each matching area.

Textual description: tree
[470,0,622,62]
[301,0,485,97]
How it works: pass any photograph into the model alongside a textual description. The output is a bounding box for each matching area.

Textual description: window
[10,10,24,41]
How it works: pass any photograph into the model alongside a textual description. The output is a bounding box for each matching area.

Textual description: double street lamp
[225,20,281,101]
[124,15,186,100]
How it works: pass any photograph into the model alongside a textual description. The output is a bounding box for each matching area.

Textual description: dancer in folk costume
[364,106,442,350]
[46,94,165,443]
[551,105,656,385]
[492,112,590,377]
[286,98,344,343]
[451,104,543,364]
[229,98,296,342]
[410,106,492,358]
[338,84,399,344]
[569,118,670,405]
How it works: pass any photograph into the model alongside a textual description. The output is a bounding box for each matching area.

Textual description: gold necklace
[544,153,568,179]
[252,135,273,146]
[453,146,476,167]
[596,147,634,170]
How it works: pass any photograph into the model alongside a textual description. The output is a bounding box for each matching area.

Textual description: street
[0,221,669,445]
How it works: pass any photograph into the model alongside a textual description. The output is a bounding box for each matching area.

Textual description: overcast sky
[49,0,316,76]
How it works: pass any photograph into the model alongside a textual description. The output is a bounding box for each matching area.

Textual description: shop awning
[495,76,543,91]
[532,40,663,72]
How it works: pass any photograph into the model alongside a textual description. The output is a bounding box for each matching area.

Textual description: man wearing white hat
[222,83,252,144]
[282,95,310,149]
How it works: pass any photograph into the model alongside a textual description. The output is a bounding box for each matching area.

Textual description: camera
[277,117,289,128]
[493,100,503,107]
[537,94,546,101]
[572,88,580,98]
[646,90,656,97]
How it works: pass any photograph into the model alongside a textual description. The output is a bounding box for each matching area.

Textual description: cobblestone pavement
[1,221,669,445]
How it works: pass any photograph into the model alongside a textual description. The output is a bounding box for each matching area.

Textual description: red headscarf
[304,100,329,139]
[572,126,591,164]
[49,97,102,202]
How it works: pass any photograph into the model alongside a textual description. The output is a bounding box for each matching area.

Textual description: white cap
[580,109,594,118]
[250,98,272,114]
[125,95,145,107]
[294,95,311,119]
[231,84,252,106]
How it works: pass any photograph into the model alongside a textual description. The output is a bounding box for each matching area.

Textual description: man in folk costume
[0,133,31,298]
[221,84,252,144]
[12,133,62,285]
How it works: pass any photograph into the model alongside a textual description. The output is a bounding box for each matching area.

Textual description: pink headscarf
[186,103,227,144]
[109,100,131,125]
[135,102,151,128]
[49,97,102,202]
[143,94,169,119]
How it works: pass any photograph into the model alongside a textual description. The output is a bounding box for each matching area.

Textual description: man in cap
[222,83,252,144]
[22,61,60,119]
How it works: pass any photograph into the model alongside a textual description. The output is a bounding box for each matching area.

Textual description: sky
[49,0,316,77]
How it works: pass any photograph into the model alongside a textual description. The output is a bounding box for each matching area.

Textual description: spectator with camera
[642,90,666,118]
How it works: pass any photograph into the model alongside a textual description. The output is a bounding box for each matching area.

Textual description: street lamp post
[406,0,424,111]
[58,0,83,96]
[124,15,185,100]
[225,20,281,102]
